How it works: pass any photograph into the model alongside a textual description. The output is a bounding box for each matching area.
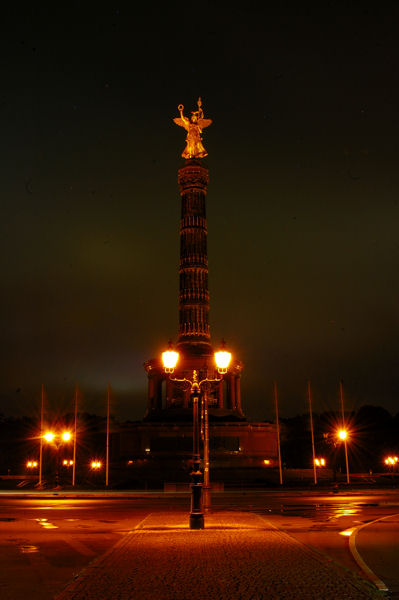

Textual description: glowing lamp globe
[62,431,72,442]
[338,429,348,441]
[44,432,55,442]
[214,350,232,374]
[162,350,179,373]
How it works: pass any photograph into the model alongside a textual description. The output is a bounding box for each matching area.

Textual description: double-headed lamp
[162,344,232,375]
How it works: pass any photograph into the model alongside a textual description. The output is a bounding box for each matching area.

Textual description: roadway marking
[348,512,399,592]
[129,513,153,532]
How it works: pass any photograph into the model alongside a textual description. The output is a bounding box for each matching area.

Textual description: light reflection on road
[339,528,356,536]
[334,507,359,518]
[36,518,58,529]
[274,502,376,521]
[19,544,39,553]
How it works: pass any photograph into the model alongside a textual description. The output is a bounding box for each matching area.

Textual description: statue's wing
[198,118,212,129]
[173,117,189,131]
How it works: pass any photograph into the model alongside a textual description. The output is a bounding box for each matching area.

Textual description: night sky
[1,5,399,422]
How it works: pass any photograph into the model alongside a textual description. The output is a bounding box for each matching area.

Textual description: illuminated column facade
[143,154,244,418]
[177,159,211,353]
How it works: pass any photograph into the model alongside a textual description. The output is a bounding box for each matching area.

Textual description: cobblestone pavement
[55,511,383,600]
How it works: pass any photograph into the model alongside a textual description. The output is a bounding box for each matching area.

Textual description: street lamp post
[162,344,231,529]
[337,428,350,484]
[202,389,211,510]
[338,381,350,484]
[43,430,72,487]
[384,456,398,483]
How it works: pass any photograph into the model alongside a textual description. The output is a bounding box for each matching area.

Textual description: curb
[348,513,399,592]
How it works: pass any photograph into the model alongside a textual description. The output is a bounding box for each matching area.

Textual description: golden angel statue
[173,97,212,159]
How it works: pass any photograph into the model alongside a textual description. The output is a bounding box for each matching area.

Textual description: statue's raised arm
[173,104,190,131]
[173,98,212,159]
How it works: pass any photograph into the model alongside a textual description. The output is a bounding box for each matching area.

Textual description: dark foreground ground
[0,489,398,599]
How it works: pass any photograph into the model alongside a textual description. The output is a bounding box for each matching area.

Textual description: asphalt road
[354,513,399,595]
[0,490,398,599]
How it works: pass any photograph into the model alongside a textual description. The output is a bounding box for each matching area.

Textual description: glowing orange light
[43,432,55,442]
[62,431,71,442]
[338,429,348,441]
[314,457,326,467]
[214,350,232,374]
[26,460,38,468]
[162,350,179,373]
[91,461,102,470]
[263,459,270,465]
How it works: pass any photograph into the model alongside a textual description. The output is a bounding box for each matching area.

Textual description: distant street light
[314,457,326,467]
[384,456,398,468]
[26,460,38,469]
[43,430,73,487]
[90,460,102,470]
[43,430,72,447]
[337,428,350,484]
[162,342,232,529]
